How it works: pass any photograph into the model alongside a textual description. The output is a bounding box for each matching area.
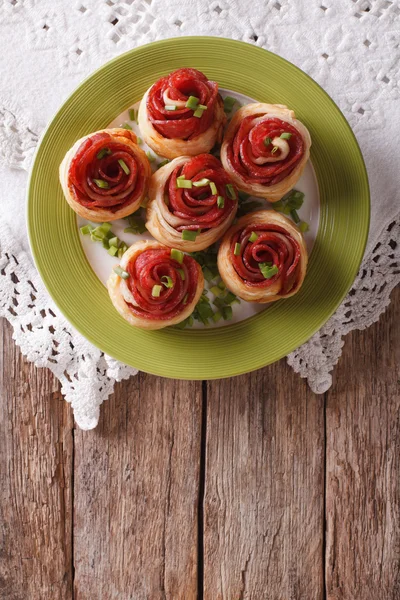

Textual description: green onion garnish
[178,268,185,280]
[263,137,272,147]
[217,195,225,208]
[202,266,214,282]
[249,231,258,242]
[259,263,279,279]
[193,178,210,187]
[165,105,177,111]
[157,159,170,168]
[234,242,241,256]
[209,181,217,195]
[152,284,162,297]
[182,229,199,241]
[185,95,200,110]
[176,178,193,189]
[290,209,301,224]
[182,293,189,305]
[223,96,236,112]
[80,225,93,235]
[280,132,292,139]
[212,311,222,323]
[299,221,309,233]
[93,179,109,189]
[193,106,206,118]
[271,146,278,154]
[198,104,207,110]
[118,159,130,175]
[113,266,129,279]
[224,291,238,305]
[177,174,185,180]
[96,148,112,159]
[146,151,156,162]
[222,306,233,320]
[108,245,118,256]
[121,123,132,130]
[210,285,224,298]
[226,183,236,199]
[218,280,226,290]
[161,275,174,288]
[92,222,112,239]
[171,248,184,264]
[118,243,128,258]
[128,108,136,121]
[108,236,119,247]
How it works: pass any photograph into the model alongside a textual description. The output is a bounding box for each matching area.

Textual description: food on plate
[221,103,311,202]
[138,68,226,159]
[217,210,308,303]
[146,153,238,251]
[60,128,151,221]
[107,240,204,329]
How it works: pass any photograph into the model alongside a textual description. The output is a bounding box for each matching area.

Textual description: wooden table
[1,287,399,600]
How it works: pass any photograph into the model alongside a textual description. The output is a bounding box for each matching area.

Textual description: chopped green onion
[182,293,189,305]
[171,248,184,264]
[108,236,119,247]
[212,311,222,323]
[96,148,112,159]
[271,146,278,154]
[263,137,272,147]
[177,174,185,180]
[185,95,200,109]
[223,96,237,112]
[193,106,206,118]
[146,151,156,162]
[224,291,238,305]
[193,178,210,187]
[91,233,103,243]
[118,159,130,175]
[176,178,193,189]
[118,243,128,258]
[210,285,224,298]
[178,268,185,281]
[161,275,174,289]
[136,136,142,145]
[222,306,233,320]
[196,302,214,321]
[226,183,236,199]
[113,266,129,279]
[92,222,112,238]
[157,159,170,168]
[165,105,177,111]
[299,221,309,233]
[121,123,132,130]
[80,225,93,235]
[259,263,279,279]
[213,297,225,310]
[152,284,162,297]
[280,132,292,139]
[218,280,226,290]
[217,195,225,208]
[128,108,136,121]
[93,178,109,189]
[290,208,301,224]
[209,181,217,195]
[198,104,207,110]
[234,242,241,256]
[202,266,214,282]
[108,245,118,256]
[102,238,110,249]
[249,231,258,242]
[182,229,200,241]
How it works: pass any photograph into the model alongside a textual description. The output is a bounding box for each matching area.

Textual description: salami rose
[59,128,151,221]
[217,210,308,303]
[138,68,226,159]
[146,154,238,251]
[107,240,204,329]
[221,103,311,202]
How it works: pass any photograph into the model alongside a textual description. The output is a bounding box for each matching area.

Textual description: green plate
[28,37,370,379]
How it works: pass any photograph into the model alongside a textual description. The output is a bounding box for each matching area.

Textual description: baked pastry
[138,68,226,159]
[60,128,151,221]
[107,240,204,329]
[217,210,308,303]
[221,103,311,202]
[146,154,238,251]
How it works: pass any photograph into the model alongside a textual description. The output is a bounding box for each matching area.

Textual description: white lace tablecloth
[0,0,399,429]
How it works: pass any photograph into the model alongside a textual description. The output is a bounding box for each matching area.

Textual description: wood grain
[203,362,325,600]
[0,319,73,600]
[325,286,400,600]
[73,373,202,600]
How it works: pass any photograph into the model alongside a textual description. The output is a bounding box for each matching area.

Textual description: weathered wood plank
[203,362,325,599]
[0,319,73,600]
[73,373,202,600]
[325,286,400,599]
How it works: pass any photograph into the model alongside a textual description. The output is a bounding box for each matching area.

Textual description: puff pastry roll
[60,128,151,222]
[146,154,238,251]
[217,210,308,303]
[107,240,204,330]
[138,68,226,159]
[221,103,311,202]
